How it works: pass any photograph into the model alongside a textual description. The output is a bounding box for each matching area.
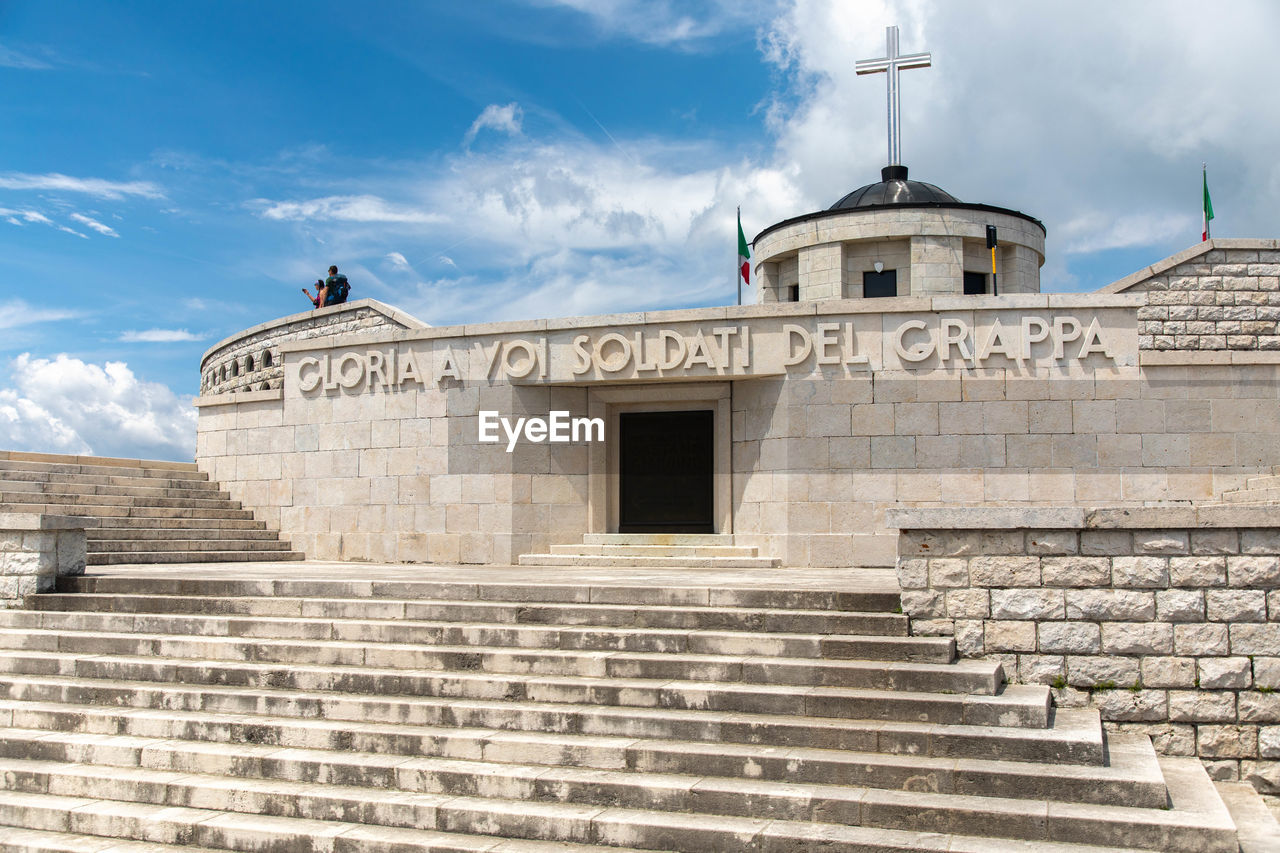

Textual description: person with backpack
[300,265,351,308]
[323,265,350,306]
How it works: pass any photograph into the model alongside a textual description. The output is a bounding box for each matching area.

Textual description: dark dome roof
[829,165,958,210]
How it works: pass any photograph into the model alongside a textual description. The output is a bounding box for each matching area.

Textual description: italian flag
[1202,166,1214,242]
[737,210,750,286]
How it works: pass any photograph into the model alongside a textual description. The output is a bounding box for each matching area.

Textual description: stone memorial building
[0,25,1276,851]
[185,23,1280,819]
[190,154,1280,807]
[193,193,1279,571]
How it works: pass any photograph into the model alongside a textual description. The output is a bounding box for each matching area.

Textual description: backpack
[325,274,350,305]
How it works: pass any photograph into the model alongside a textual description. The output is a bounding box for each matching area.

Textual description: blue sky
[1,0,1277,460]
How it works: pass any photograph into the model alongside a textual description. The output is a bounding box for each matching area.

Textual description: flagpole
[736,206,742,307]
[1202,163,1211,242]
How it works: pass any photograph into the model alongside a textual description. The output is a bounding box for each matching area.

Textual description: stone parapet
[0,513,95,608]
[887,504,1280,795]
[199,299,426,396]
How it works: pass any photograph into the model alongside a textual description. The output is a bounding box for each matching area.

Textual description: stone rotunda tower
[753,24,1046,304]
[753,165,1046,304]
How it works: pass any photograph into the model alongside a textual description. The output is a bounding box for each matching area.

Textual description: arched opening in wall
[246,355,255,372]
[260,382,270,391]
[230,360,240,378]
[262,350,273,368]
[220,365,227,382]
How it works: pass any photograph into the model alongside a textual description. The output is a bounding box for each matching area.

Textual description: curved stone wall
[199,299,427,395]
[753,206,1046,301]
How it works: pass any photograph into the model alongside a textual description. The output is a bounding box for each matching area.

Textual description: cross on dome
[855,25,932,168]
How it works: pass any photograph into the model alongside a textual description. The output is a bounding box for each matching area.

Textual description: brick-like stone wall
[888,506,1280,795]
[0,514,91,608]
[1123,245,1280,351]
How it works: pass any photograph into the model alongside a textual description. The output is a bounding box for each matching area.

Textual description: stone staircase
[519,534,780,568]
[0,451,302,565]
[0,571,1250,851]
[1218,469,1280,505]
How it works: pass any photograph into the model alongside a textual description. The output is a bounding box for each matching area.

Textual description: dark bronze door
[618,410,714,533]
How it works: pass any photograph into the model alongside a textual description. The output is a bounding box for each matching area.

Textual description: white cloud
[463,103,524,146]
[385,251,411,270]
[0,300,82,331]
[1059,212,1199,255]
[254,194,447,225]
[0,354,196,461]
[0,208,53,226]
[538,0,774,47]
[0,44,52,70]
[118,329,202,343]
[2,206,113,239]
[0,392,89,455]
[0,172,163,200]
[69,212,120,238]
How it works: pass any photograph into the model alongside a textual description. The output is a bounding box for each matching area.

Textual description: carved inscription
[292,313,1124,394]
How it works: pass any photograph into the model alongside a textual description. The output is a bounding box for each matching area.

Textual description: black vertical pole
[986,225,999,296]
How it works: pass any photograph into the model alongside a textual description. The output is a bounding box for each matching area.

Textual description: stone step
[85,526,281,541]
[0,726,1170,815]
[583,534,738,547]
[86,516,269,531]
[0,490,240,510]
[0,503,256,521]
[1214,780,1280,852]
[0,694,1104,765]
[1242,474,1280,491]
[0,630,978,688]
[0,611,947,660]
[0,790,648,853]
[0,468,224,492]
[0,479,231,501]
[0,451,201,475]
[55,577,903,612]
[0,789,1161,853]
[518,554,782,568]
[1221,487,1280,503]
[86,550,305,565]
[86,539,297,554]
[549,545,760,558]
[0,725,1164,809]
[28,593,910,635]
[0,752,1236,851]
[0,653,1044,726]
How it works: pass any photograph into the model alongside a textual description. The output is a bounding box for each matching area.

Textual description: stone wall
[754,206,1044,302]
[0,514,91,608]
[1108,241,1280,351]
[199,300,425,396]
[887,506,1280,794]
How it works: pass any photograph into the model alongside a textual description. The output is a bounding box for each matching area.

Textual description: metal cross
[855,25,931,167]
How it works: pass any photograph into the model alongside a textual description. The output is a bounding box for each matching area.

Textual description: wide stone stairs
[0,451,302,565]
[0,573,1248,851]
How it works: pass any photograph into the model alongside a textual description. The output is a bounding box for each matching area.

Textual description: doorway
[618,410,715,533]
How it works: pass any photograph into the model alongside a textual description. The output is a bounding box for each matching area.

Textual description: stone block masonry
[1106,241,1280,351]
[200,299,425,396]
[0,513,94,608]
[887,505,1280,796]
